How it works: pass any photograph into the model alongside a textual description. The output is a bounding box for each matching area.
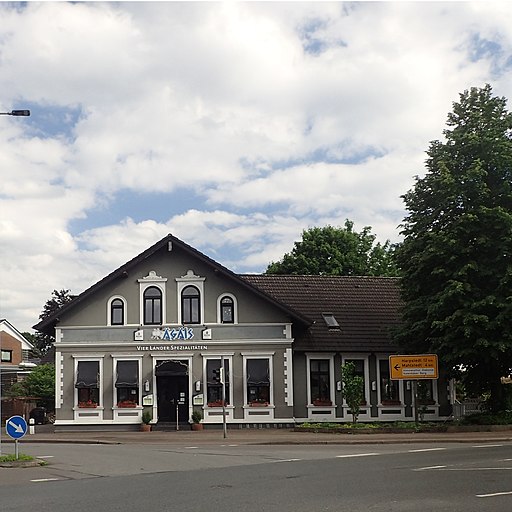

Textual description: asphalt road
[1,441,511,511]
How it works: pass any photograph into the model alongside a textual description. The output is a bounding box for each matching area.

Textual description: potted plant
[140,410,152,432]
[191,409,203,430]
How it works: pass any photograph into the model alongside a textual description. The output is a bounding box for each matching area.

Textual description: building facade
[35,235,451,429]
[0,319,36,421]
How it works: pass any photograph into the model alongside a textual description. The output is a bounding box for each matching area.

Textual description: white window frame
[138,271,167,325]
[306,353,335,407]
[242,352,274,407]
[73,355,104,409]
[216,293,238,324]
[176,270,205,325]
[112,356,143,409]
[107,295,127,326]
[341,354,370,407]
[377,355,404,406]
[203,355,233,407]
[1,349,12,362]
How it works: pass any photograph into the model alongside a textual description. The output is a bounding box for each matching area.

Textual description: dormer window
[182,286,200,324]
[322,313,340,330]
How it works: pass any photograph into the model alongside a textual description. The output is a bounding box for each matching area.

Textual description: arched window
[182,286,200,324]
[111,298,125,325]
[144,286,162,325]
[220,296,234,324]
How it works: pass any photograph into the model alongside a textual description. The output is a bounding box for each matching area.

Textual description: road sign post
[389,355,438,380]
[6,415,28,460]
[389,355,438,425]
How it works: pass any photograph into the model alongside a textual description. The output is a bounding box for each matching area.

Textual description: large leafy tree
[32,289,73,356]
[266,220,399,276]
[395,85,512,413]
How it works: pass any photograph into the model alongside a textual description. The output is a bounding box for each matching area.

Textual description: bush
[461,411,512,425]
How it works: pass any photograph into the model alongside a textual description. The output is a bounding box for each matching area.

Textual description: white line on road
[408,448,446,453]
[472,444,503,448]
[30,478,61,483]
[476,491,512,498]
[36,455,54,459]
[274,458,302,463]
[184,446,198,449]
[413,465,447,471]
[336,453,380,458]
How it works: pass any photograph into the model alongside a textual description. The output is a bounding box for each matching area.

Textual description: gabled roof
[0,319,34,350]
[34,234,310,335]
[242,275,402,353]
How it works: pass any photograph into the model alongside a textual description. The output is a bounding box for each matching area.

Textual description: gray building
[35,234,450,429]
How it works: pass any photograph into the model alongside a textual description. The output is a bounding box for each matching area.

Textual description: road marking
[445,467,512,471]
[472,444,503,448]
[36,455,54,459]
[31,478,61,483]
[413,465,447,471]
[336,453,380,458]
[408,448,446,453]
[274,458,302,463]
[184,446,198,449]
[476,491,512,498]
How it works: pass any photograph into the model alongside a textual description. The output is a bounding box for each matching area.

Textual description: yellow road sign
[389,354,438,380]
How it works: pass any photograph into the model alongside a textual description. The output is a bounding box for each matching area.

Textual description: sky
[1,1,512,333]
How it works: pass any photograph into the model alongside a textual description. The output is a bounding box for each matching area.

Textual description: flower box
[117,401,138,408]
[381,400,401,406]
[78,401,98,408]
[249,401,269,407]
[313,399,332,406]
[207,400,227,408]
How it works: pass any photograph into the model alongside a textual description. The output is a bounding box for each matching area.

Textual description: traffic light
[212,367,225,384]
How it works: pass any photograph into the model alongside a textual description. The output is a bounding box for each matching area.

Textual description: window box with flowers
[78,400,98,408]
[117,400,138,408]
[313,399,332,407]
[249,400,269,407]
[381,400,401,406]
[207,400,227,408]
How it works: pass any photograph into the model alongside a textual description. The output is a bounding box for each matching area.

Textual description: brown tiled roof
[242,275,402,353]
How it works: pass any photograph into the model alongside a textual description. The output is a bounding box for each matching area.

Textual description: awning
[115,361,139,388]
[247,360,269,385]
[75,361,99,388]
[155,360,188,377]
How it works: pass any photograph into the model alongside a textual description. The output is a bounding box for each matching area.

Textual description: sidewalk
[4,424,512,446]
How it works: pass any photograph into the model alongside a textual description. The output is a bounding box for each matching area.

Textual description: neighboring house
[0,319,36,420]
[34,234,451,429]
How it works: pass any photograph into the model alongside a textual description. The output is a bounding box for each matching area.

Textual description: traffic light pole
[221,357,227,439]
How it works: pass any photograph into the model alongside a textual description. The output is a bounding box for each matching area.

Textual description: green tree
[340,361,364,424]
[32,289,73,356]
[8,364,55,409]
[395,85,512,413]
[265,220,399,276]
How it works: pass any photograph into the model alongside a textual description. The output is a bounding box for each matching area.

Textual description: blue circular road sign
[5,415,28,440]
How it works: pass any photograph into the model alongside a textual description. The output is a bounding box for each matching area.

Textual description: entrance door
[156,361,189,424]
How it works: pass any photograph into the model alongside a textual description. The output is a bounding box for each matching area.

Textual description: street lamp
[0,108,30,454]
[0,110,30,116]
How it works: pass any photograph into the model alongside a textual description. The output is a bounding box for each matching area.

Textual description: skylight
[322,313,340,329]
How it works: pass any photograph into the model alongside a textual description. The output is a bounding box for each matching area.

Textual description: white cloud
[1,2,511,331]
